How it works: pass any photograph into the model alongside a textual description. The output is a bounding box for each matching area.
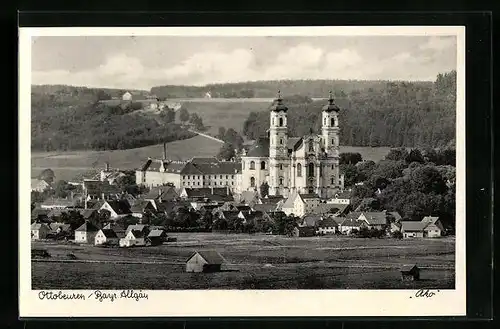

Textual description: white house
[99,200,132,219]
[122,91,132,101]
[400,221,425,238]
[358,212,388,230]
[326,191,351,204]
[31,179,51,192]
[74,221,100,244]
[281,192,321,218]
[339,219,367,235]
[31,223,50,240]
[119,229,146,247]
[316,218,337,235]
[94,228,120,246]
[421,216,445,237]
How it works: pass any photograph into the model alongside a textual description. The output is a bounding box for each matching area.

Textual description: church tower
[321,91,342,197]
[268,91,289,196]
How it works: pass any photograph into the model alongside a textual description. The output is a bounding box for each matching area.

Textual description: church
[240,91,345,199]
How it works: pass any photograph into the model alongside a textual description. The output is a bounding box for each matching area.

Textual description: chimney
[163,142,167,160]
[105,162,110,171]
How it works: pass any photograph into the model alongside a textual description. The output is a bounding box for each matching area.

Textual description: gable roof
[299,194,320,200]
[103,200,131,215]
[125,224,148,235]
[128,229,145,239]
[318,218,338,228]
[188,250,225,264]
[41,198,75,208]
[31,222,50,230]
[312,203,349,215]
[221,211,240,221]
[183,188,230,198]
[400,264,419,272]
[421,216,440,225]
[252,203,278,213]
[341,219,366,227]
[361,212,388,225]
[31,178,50,189]
[49,223,71,232]
[401,221,426,232]
[281,193,299,209]
[130,200,154,213]
[345,212,362,220]
[239,190,259,204]
[75,221,100,232]
[388,211,402,221]
[100,229,118,239]
[148,229,166,238]
[143,186,179,201]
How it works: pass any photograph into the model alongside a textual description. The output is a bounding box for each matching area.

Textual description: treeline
[31,99,195,151]
[150,79,432,99]
[241,71,456,148]
[342,147,456,230]
[31,85,149,104]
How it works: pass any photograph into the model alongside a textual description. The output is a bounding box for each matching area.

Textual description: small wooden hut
[400,264,420,281]
[186,250,225,273]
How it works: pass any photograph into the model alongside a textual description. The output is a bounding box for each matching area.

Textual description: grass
[31,233,455,290]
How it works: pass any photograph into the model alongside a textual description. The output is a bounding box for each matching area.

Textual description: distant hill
[150,79,434,99]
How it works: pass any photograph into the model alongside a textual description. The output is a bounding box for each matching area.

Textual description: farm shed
[119,229,146,247]
[292,226,316,237]
[400,264,420,281]
[147,229,167,246]
[400,221,425,238]
[186,250,225,273]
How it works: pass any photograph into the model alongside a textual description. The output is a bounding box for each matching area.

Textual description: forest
[31,92,195,151]
[241,71,456,148]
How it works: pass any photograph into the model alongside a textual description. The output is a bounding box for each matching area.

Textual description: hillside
[151,79,433,98]
[242,71,457,149]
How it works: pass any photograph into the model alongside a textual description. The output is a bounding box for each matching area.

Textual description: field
[32,233,455,290]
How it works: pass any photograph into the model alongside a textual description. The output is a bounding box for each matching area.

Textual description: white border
[19,26,466,317]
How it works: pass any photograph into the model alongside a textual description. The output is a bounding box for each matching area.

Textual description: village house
[281,192,321,218]
[326,190,351,204]
[125,224,150,238]
[94,228,120,246]
[292,226,316,237]
[31,178,51,192]
[122,91,133,101]
[99,200,132,219]
[143,185,180,205]
[146,229,167,246]
[83,179,120,205]
[339,218,367,235]
[186,250,225,273]
[99,164,127,185]
[358,212,388,230]
[120,229,146,247]
[316,218,338,235]
[130,200,157,219]
[74,221,100,244]
[312,202,350,217]
[390,222,402,233]
[31,208,50,222]
[421,216,445,237]
[31,222,50,240]
[400,221,425,238]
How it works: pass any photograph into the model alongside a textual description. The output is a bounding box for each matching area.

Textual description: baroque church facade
[240,92,345,199]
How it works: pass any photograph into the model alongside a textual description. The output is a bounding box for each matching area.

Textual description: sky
[31,35,457,90]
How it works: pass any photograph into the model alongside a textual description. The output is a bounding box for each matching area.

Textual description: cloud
[419,36,456,51]
[31,40,454,89]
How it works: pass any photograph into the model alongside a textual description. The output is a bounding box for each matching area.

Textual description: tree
[405,149,425,164]
[217,127,226,140]
[340,153,363,165]
[356,160,376,182]
[38,168,55,184]
[159,108,176,124]
[259,182,270,197]
[272,212,297,236]
[217,143,236,161]
[179,108,190,123]
[386,148,409,161]
[340,164,359,187]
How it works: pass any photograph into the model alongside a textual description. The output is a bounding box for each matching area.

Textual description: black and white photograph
[19,26,466,317]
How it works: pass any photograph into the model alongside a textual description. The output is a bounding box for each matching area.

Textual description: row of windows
[183,175,235,180]
[184,181,235,186]
[323,117,337,126]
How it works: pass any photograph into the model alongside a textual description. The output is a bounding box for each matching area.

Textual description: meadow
[31,233,455,290]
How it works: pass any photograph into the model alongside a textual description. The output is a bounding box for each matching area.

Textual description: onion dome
[269,90,288,112]
[322,91,341,112]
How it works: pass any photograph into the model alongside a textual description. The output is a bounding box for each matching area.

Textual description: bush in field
[391,231,403,239]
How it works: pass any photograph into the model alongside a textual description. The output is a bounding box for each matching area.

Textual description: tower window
[331,177,335,185]
[331,118,335,126]
[250,177,255,187]
[308,163,314,177]
[309,140,314,152]
[324,118,326,125]
[297,163,302,177]
[279,118,283,127]
[250,161,255,170]
[279,177,284,185]
[279,164,283,170]
[331,139,334,145]
[260,161,266,170]
[331,164,334,169]
[280,138,283,145]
